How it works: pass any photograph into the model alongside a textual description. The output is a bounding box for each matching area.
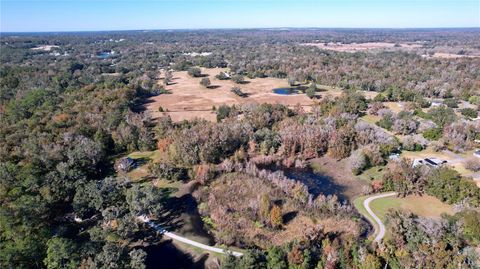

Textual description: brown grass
[301,42,423,52]
[146,68,345,122]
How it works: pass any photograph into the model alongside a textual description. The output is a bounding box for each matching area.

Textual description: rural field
[2,23,480,269]
[146,67,346,121]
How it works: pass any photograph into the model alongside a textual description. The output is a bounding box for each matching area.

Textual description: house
[115,157,135,172]
[413,157,447,167]
[430,100,443,107]
[388,153,400,161]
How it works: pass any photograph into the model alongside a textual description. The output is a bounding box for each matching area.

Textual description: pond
[97,51,114,59]
[272,87,298,95]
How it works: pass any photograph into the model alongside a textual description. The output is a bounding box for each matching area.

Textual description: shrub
[306,83,316,99]
[402,135,427,151]
[377,113,394,130]
[468,96,480,106]
[187,67,202,77]
[200,77,211,88]
[443,98,459,108]
[422,128,442,140]
[216,105,232,122]
[231,74,245,84]
[465,158,480,172]
[149,162,188,181]
[215,71,229,80]
[350,150,368,175]
[460,108,478,119]
[231,86,248,97]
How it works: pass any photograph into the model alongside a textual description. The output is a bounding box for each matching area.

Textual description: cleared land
[301,42,423,52]
[354,193,453,241]
[368,194,453,221]
[146,68,344,122]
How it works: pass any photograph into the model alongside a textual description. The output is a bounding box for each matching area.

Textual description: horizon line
[2,26,480,34]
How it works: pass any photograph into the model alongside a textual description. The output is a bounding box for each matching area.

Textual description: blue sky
[1,0,479,32]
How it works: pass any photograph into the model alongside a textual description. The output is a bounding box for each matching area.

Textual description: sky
[1,0,479,32]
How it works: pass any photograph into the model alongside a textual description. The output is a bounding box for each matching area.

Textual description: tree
[164,70,173,86]
[232,74,245,84]
[187,67,202,77]
[217,105,232,122]
[428,106,457,128]
[44,237,79,269]
[259,193,271,221]
[216,71,229,80]
[129,249,147,269]
[306,83,316,99]
[238,250,267,269]
[266,246,287,269]
[270,205,283,228]
[200,77,211,88]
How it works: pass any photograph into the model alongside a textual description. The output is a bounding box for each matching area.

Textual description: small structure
[388,153,400,161]
[430,100,443,107]
[115,157,135,173]
[413,157,447,167]
[473,150,480,158]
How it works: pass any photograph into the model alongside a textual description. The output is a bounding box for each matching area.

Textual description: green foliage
[217,104,232,122]
[468,95,480,106]
[44,237,79,269]
[422,128,443,140]
[460,108,478,119]
[336,92,367,114]
[426,167,480,207]
[427,106,457,128]
[200,77,211,88]
[376,113,394,130]
[187,67,202,77]
[306,83,316,99]
[443,98,459,108]
[149,162,188,181]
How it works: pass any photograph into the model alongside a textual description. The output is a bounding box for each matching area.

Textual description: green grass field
[357,166,385,182]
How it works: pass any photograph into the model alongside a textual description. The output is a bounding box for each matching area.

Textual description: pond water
[97,51,114,59]
[272,87,298,95]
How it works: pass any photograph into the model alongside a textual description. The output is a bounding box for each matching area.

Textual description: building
[413,157,447,167]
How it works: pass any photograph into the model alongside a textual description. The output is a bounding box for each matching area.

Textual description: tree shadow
[145,241,201,269]
[236,81,250,85]
[162,193,215,245]
[282,211,298,224]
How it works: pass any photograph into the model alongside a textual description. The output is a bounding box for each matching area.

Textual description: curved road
[137,215,243,257]
[363,192,397,242]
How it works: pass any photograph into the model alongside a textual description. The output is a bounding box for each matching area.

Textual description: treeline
[0,42,164,268]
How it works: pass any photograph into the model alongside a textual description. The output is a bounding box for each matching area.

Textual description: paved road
[137,215,243,257]
[363,192,397,242]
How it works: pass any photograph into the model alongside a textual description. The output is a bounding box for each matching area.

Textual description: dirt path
[137,215,243,257]
[362,192,397,242]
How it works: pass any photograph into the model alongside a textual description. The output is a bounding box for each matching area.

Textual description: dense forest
[1,29,479,268]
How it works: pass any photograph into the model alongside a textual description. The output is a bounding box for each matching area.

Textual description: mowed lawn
[368,194,453,221]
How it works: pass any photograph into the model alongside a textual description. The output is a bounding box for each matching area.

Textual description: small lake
[272,86,308,95]
[272,87,298,95]
[97,51,114,59]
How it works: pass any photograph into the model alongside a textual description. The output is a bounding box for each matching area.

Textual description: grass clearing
[369,195,453,221]
[357,166,385,182]
[146,67,345,122]
[360,114,381,125]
